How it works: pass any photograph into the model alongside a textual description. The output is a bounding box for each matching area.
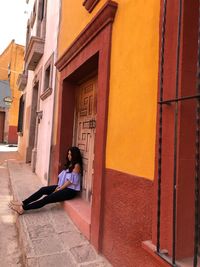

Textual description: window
[30,1,36,28]
[36,0,47,39]
[25,20,31,51]
[44,64,50,91]
[17,95,25,134]
[40,54,54,101]
[40,0,45,21]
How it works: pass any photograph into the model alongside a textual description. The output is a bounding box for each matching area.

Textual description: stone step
[62,197,91,240]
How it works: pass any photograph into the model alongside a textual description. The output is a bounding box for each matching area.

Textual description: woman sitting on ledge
[9,146,83,215]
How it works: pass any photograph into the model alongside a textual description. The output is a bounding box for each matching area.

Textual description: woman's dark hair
[65,146,83,174]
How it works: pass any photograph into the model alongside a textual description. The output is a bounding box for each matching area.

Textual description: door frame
[54,2,118,250]
[26,71,42,163]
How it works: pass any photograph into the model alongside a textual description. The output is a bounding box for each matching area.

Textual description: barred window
[17,95,25,133]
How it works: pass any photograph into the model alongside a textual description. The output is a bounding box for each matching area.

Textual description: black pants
[22,185,77,210]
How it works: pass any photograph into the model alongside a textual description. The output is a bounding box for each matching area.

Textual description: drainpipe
[47,0,62,185]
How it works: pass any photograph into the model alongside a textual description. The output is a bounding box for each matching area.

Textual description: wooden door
[0,112,5,143]
[74,77,97,202]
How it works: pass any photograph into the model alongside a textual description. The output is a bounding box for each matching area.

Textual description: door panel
[74,77,97,202]
[0,112,5,143]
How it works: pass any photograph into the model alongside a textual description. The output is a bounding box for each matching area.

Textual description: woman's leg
[23,188,77,210]
[22,185,57,206]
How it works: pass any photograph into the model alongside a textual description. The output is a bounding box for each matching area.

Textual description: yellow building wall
[58,0,160,180]
[9,44,24,126]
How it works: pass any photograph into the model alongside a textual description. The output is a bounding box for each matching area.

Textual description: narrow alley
[0,1,199,266]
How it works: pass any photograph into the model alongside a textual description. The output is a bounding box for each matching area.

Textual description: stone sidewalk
[0,157,23,266]
[8,160,111,267]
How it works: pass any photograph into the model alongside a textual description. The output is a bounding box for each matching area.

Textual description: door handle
[89,119,96,129]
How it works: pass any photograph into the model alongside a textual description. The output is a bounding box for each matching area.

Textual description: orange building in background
[0,40,24,144]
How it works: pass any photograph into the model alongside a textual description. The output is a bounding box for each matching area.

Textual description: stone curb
[7,160,112,267]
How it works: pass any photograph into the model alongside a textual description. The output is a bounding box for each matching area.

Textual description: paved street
[0,145,23,266]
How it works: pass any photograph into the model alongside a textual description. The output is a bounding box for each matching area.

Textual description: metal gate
[156,0,200,266]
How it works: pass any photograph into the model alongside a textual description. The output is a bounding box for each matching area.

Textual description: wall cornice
[82,0,100,13]
[55,1,118,72]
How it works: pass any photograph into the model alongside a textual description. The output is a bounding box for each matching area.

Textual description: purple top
[58,169,81,191]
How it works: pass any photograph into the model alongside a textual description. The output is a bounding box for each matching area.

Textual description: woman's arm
[55,180,72,191]
[55,164,81,191]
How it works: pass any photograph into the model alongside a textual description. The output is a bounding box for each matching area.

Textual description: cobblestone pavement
[0,146,23,266]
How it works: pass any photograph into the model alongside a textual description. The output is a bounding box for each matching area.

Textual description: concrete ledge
[142,240,199,267]
[142,240,173,267]
[62,198,91,240]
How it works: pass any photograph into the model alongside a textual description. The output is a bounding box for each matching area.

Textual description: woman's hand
[58,180,72,191]
[54,187,60,192]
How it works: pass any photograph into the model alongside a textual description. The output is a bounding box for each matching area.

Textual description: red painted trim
[54,1,118,251]
[83,0,100,13]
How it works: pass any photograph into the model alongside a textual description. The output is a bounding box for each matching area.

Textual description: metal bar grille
[156,0,183,265]
[193,2,200,266]
[172,0,183,264]
[157,1,200,266]
[158,94,200,105]
[156,0,167,254]
[17,96,25,133]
